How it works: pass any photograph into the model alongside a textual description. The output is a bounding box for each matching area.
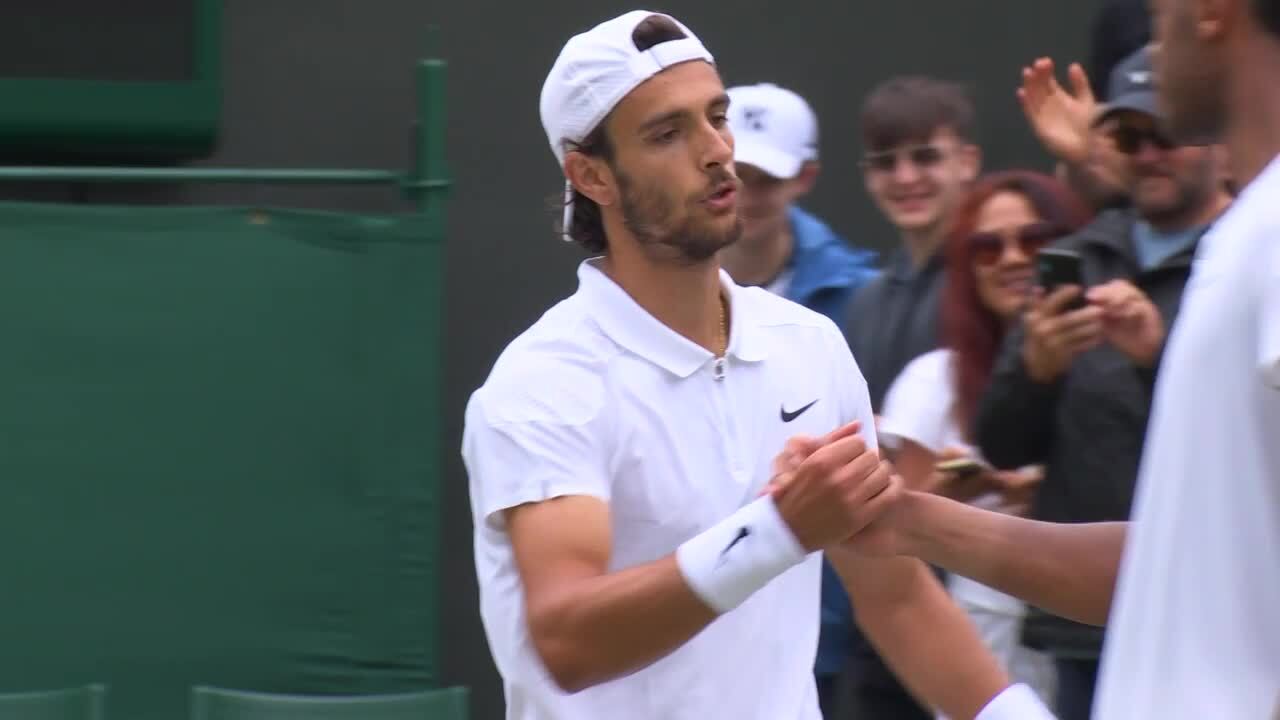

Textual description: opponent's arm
[772,443,1048,718]
[890,491,1126,626]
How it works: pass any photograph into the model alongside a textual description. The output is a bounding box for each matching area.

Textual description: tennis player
[462,10,1051,720]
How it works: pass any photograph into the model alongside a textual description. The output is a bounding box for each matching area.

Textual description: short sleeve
[461,371,609,531]
[879,350,958,454]
[1260,245,1280,389]
[824,321,879,452]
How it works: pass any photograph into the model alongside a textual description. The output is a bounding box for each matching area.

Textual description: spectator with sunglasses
[830,75,982,720]
[877,171,1090,715]
[1016,56,1131,214]
[843,76,982,412]
[1014,0,1154,216]
[972,45,1233,720]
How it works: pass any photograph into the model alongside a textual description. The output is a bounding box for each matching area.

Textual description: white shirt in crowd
[462,258,876,720]
[878,349,1056,710]
[878,349,1026,615]
[1093,153,1280,718]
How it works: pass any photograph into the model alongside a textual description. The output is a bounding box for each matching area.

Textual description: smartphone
[935,458,986,478]
[1036,248,1087,310]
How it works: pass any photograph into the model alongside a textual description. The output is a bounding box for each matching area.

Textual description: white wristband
[675,495,807,614]
[974,684,1058,720]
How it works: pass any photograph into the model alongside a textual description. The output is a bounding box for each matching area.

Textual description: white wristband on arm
[675,495,808,614]
[974,684,1058,720]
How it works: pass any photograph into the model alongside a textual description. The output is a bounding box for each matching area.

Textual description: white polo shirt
[463,258,876,720]
[1093,153,1280,718]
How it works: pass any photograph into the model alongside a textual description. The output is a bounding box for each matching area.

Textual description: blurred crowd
[715,0,1233,717]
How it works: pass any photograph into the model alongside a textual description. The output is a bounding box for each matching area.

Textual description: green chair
[0,685,106,720]
[190,687,468,720]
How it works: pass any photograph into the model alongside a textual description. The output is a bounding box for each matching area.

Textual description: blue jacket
[781,206,879,325]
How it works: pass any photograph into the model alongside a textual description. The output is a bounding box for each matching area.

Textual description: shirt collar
[576,259,769,378]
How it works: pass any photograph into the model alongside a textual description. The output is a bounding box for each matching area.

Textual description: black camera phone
[1036,248,1087,310]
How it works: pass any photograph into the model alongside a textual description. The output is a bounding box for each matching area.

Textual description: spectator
[833,75,982,720]
[1017,58,1130,213]
[972,46,1233,720]
[720,82,879,325]
[1018,0,1149,214]
[878,170,1091,714]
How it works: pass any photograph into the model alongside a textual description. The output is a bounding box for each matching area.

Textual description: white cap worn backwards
[539,11,716,240]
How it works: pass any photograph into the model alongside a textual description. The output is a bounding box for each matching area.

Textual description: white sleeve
[1260,242,1280,389]
[825,323,879,452]
[974,684,1058,720]
[879,351,955,453]
[461,371,609,531]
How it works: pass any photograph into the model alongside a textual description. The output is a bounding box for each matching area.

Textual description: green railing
[0,44,450,214]
[0,39,455,720]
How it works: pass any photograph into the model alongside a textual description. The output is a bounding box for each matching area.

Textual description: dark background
[0,0,193,81]
[2,2,1098,717]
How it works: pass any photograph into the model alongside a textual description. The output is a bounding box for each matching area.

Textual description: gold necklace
[717,294,729,358]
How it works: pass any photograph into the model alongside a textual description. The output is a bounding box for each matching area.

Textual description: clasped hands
[762,421,907,557]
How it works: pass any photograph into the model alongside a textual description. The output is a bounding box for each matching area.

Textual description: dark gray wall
[4,2,1100,718]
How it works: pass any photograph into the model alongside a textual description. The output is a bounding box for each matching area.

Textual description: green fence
[0,49,451,720]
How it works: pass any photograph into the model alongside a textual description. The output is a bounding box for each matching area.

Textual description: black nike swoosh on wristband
[717,527,751,566]
[780,399,818,422]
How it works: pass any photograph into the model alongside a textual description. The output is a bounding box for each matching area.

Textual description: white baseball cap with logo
[726,83,818,180]
[539,10,716,240]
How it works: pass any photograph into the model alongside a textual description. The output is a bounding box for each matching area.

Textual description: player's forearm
[901,491,1125,625]
[829,552,1011,719]
[526,554,715,693]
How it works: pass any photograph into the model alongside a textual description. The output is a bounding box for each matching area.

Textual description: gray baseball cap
[1093,45,1157,125]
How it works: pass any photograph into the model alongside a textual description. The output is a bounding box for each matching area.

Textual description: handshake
[763,420,907,556]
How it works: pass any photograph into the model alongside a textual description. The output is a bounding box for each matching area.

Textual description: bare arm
[505,424,889,694]
[890,440,1006,503]
[507,495,716,693]
[828,550,1012,720]
[897,490,1126,625]
[889,439,939,492]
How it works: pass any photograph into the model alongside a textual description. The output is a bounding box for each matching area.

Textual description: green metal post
[410,26,448,690]
[412,29,449,218]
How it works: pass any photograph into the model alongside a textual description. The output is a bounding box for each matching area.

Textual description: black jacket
[974,208,1201,657]
[842,248,944,411]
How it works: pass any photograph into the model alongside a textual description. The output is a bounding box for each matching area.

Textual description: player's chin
[711,221,742,252]
[708,213,743,244]
[684,216,741,254]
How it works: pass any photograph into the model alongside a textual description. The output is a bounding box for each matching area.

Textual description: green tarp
[0,202,443,720]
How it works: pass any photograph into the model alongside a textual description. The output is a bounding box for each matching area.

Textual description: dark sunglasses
[1110,124,1177,154]
[969,222,1064,266]
[860,145,945,173]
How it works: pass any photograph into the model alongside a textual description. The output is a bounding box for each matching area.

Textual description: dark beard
[617,168,741,263]
[1134,153,1216,227]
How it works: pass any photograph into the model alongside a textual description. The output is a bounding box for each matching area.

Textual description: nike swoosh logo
[780,399,818,422]
[717,527,751,565]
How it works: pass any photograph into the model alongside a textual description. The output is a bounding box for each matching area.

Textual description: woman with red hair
[877,170,1091,711]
